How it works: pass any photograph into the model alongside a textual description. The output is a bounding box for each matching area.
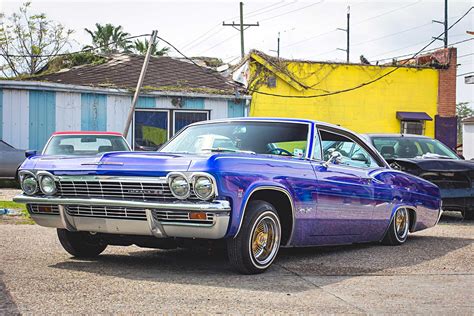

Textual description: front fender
[224,180,293,238]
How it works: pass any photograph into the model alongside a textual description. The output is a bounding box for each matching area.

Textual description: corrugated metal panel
[204,99,227,119]
[56,92,81,131]
[227,100,245,118]
[29,91,56,150]
[2,89,29,149]
[0,89,2,140]
[107,95,132,143]
[182,98,204,109]
[155,97,174,109]
[81,93,107,131]
[137,96,156,108]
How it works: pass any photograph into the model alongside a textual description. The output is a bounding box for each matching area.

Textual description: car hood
[20,151,212,177]
[391,158,474,172]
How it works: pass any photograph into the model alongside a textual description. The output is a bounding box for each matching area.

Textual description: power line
[457,71,474,77]
[352,22,432,46]
[283,1,423,49]
[259,1,324,22]
[458,53,474,58]
[246,1,297,19]
[372,37,474,63]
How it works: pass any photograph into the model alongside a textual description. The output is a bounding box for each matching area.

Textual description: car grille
[420,172,471,189]
[65,205,215,225]
[28,204,60,215]
[56,177,196,201]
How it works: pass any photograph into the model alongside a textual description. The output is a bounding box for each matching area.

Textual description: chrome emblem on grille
[127,189,163,195]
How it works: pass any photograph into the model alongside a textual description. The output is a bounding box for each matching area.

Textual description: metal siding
[137,96,156,108]
[2,89,29,149]
[204,99,227,119]
[29,91,56,150]
[107,95,132,143]
[227,100,245,118]
[182,98,204,109]
[155,97,174,109]
[56,92,81,131]
[81,93,107,131]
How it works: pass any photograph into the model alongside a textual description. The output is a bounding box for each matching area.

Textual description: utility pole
[432,0,448,47]
[270,32,280,58]
[223,2,259,58]
[337,6,350,63]
[123,30,157,139]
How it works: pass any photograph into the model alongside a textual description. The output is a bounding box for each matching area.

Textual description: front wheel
[382,208,410,245]
[227,200,281,274]
[57,229,107,258]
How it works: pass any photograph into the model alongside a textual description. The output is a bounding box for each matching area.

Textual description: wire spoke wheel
[250,214,280,266]
[394,208,409,241]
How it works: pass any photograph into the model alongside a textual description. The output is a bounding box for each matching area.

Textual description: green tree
[84,23,132,54]
[0,2,74,77]
[133,38,169,56]
[456,102,474,143]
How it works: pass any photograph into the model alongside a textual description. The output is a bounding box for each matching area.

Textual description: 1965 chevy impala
[14,118,442,274]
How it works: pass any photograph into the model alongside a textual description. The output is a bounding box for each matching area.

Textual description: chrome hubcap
[251,214,280,266]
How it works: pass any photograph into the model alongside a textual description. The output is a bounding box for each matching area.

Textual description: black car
[364,134,474,220]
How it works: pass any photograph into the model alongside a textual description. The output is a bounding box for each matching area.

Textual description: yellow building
[244,49,457,147]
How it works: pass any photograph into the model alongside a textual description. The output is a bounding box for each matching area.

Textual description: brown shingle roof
[31,54,238,94]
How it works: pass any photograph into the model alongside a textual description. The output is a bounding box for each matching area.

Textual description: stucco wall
[249,60,439,137]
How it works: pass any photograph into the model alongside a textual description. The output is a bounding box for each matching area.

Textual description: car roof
[52,131,124,136]
[189,117,345,130]
[365,133,433,139]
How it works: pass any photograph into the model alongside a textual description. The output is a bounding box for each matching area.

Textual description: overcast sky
[2,0,473,105]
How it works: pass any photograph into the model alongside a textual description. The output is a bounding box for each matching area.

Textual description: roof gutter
[0,80,251,100]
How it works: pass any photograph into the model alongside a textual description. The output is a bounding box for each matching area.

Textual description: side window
[320,130,380,168]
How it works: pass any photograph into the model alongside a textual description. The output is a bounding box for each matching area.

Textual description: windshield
[160,121,309,157]
[43,135,130,156]
[371,136,459,160]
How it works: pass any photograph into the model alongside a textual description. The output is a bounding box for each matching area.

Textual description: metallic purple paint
[18,119,441,247]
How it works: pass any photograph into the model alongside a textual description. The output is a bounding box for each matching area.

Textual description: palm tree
[84,23,132,54]
[133,39,169,56]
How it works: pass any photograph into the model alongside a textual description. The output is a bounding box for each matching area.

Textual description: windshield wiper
[201,147,256,155]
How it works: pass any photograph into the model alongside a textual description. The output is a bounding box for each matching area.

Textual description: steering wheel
[267,147,293,156]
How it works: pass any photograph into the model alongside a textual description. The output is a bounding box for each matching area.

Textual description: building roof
[30,54,239,95]
[462,116,474,124]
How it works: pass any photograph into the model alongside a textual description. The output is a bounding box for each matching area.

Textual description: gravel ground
[0,213,473,314]
[0,189,21,202]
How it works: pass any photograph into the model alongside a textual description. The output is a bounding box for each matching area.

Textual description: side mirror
[25,150,37,158]
[323,150,342,168]
[351,152,368,162]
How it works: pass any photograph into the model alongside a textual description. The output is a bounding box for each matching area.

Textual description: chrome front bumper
[14,195,231,239]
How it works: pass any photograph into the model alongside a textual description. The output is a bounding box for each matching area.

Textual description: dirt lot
[0,213,473,314]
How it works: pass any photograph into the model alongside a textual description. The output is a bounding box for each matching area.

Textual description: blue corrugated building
[0,54,249,150]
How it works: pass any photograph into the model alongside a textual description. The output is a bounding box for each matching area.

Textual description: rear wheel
[57,229,107,258]
[382,208,410,245]
[227,201,281,274]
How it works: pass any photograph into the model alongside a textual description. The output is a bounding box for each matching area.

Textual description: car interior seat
[396,142,419,158]
[56,145,74,155]
[380,146,395,158]
[98,145,114,153]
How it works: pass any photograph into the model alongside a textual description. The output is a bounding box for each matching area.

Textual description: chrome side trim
[234,186,295,246]
[13,195,231,212]
[58,205,77,231]
[145,209,167,238]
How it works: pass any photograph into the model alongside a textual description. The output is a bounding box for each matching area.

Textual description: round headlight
[193,176,214,200]
[169,176,190,199]
[21,176,38,195]
[39,175,57,195]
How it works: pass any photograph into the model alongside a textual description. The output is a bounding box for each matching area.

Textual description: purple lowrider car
[14,118,442,274]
